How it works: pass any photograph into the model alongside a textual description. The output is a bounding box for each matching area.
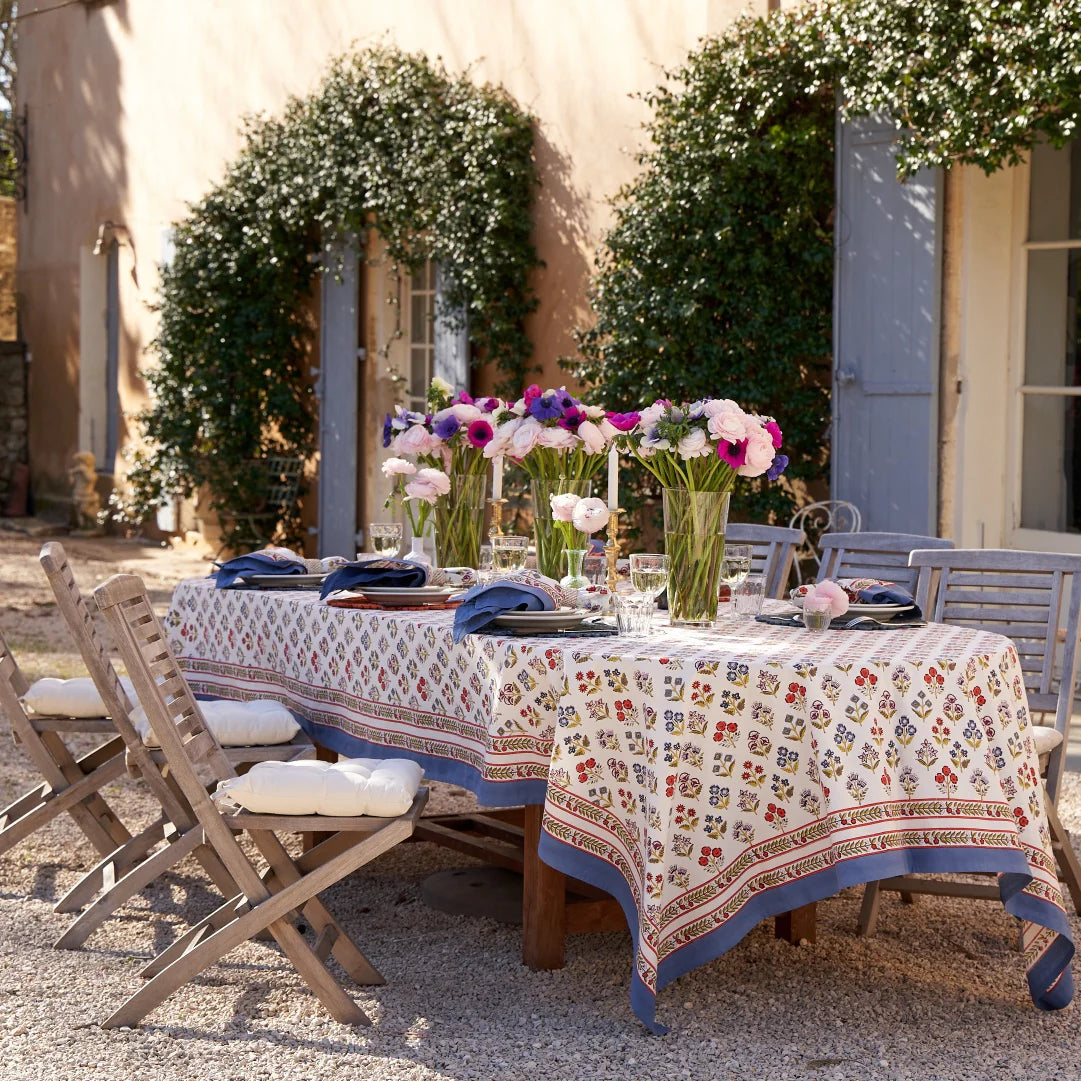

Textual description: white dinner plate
[242,573,327,589]
[492,608,590,632]
[356,586,458,605]
[789,596,914,621]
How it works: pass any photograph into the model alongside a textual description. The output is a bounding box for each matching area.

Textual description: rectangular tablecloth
[165,579,1074,1030]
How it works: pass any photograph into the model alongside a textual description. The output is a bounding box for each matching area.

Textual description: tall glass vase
[662,487,731,627]
[435,473,487,569]
[530,476,592,580]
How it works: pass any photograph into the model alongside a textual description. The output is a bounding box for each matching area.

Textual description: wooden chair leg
[55,816,172,914]
[1046,799,1081,914]
[859,881,882,937]
[55,825,209,950]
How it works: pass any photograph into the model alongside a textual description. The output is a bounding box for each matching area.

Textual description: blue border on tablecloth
[538,832,1075,1034]
[296,714,549,808]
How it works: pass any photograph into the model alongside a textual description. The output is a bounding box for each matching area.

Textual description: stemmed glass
[629,553,670,632]
[720,543,752,597]
[369,522,402,558]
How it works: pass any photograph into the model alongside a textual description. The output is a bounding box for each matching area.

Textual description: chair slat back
[38,542,197,828]
[819,532,955,596]
[93,574,267,896]
[910,548,1081,801]
[724,523,803,599]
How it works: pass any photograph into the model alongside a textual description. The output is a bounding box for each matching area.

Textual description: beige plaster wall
[17,0,766,508]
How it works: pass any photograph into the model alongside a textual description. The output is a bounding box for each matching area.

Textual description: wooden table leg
[522,803,566,970]
[775,902,817,944]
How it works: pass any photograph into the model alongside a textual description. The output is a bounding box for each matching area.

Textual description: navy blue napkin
[319,558,429,599]
[857,582,922,619]
[452,579,558,642]
[215,552,307,588]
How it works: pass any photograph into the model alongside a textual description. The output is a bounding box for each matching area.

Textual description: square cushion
[134,698,300,748]
[21,676,135,718]
[212,758,423,817]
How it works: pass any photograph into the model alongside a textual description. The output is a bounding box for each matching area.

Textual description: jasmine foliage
[579,0,1081,521]
[115,47,539,547]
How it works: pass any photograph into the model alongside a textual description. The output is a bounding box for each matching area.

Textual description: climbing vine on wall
[578,0,1081,522]
[115,47,539,544]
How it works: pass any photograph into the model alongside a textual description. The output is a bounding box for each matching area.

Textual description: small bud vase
[559,547,590,591]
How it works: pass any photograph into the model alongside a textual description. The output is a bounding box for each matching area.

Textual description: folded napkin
[452,571,571,642]
[320,558,429,598]
[793,578,922,619]
[215,547,307,588]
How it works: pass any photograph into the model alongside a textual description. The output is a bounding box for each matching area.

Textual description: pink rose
[707,407,749,444]
[809,579,849,618]
[450,402,484,424]
[702,398,741,418]
[538,425,578,450]
[381,457,417,477]
[736,431,777,477]
[572,497,609,534]
[510,417,544,458]
[550,493,581,522]
[392,424,440,457]
[484,417,521,457]
[677,428,711,460]
[577,419,607,454]
[404,468,451,505]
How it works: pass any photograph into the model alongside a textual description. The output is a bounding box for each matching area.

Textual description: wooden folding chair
[725,523,804,599]
[818,530,954,595]
[859,548,1081,934]
[0,628,131,861]
[38,541,313,949]
[94,572,427,1029]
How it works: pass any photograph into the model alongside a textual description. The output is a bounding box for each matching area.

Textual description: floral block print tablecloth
[165,578,564,805]
[537,612,1074,1030]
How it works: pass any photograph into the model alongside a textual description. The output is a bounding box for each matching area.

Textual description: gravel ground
[1,530,1079,1081]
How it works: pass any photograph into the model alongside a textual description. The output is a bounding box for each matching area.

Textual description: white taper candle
[492,456,503,501]
[607,445,619,511]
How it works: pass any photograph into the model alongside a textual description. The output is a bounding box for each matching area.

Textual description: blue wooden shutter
[832,115,942,534]
[433,265,469,392]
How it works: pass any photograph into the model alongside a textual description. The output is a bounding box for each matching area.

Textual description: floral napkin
[452,571,572,641]
[214,547,307,588]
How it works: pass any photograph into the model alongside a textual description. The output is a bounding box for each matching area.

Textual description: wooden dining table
[165,578,1074,1030]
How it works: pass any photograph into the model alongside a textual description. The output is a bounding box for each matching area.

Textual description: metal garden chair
[787,499,862,585]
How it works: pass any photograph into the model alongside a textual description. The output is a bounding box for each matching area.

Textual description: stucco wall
[17,0,766,512]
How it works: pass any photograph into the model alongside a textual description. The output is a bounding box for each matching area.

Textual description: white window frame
[1009,148,1081,554]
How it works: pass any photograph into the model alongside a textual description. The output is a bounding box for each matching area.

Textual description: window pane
[1021,394,1081,532]
[1024,248,1080,386]
[411,347,429,398]
[1029,140,1081,242]
[410,293,427,344]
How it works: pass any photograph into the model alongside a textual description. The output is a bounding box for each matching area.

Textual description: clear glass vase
[435,473,487,569]
[662,487,731,627]
[407,533,434,571]
[530,476,592,580]
[559,547,590,591]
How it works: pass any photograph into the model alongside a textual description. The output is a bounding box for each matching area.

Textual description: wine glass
[369,522,402,558]
[720,543,752,595]
[629,553,670,601]
[491,534,529,575]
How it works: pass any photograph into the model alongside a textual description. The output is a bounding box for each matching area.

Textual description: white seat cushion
[1031,725,1064,758]
[212,758,423,817]
[21,676,135,718]
[134,698,300,748]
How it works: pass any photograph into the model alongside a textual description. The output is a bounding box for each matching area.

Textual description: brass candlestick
[605,507,622,592]
[488,498,507,537]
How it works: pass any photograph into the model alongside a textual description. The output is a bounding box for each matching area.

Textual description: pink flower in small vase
[572,497,609,534]
[810,580,849,618]
[550,493,581,522]
[405,468,451,505]
[381,457,417,477]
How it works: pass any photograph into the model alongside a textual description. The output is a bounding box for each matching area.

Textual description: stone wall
[0,341,27,509]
